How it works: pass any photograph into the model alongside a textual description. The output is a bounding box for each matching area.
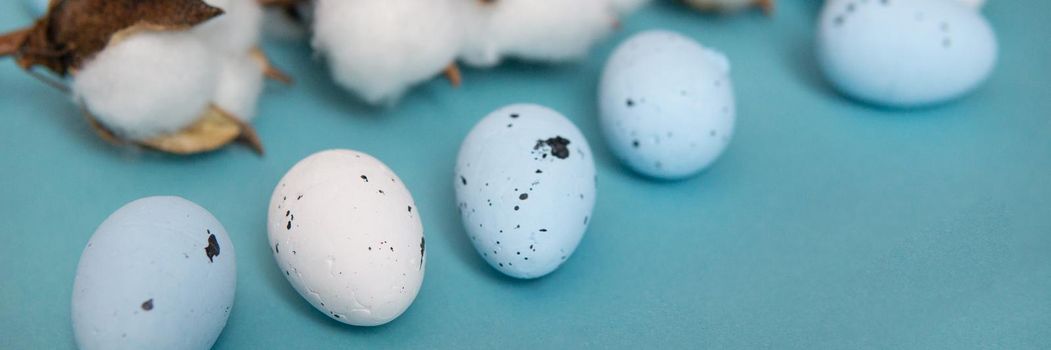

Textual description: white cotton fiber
[213,52,265,121]
[73,30,218,141]
[459,0,617,67]
[312,0,464,104]
[197,0,265,54]
[606,0,651,14]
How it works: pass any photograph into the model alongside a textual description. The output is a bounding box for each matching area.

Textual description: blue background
[2,1,1049,348]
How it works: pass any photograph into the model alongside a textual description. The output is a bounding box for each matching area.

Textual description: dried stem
[444,63,462,87]
[251,47,293,85]
[0,26,32,58]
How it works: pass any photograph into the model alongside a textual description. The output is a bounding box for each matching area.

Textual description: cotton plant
[1,0,289,155]
[268,0,649,105]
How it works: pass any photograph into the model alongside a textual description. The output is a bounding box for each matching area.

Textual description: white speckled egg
[817,0,997,107]
[268,150,425,326]
[71,196,236,350]
[599,30,736,180]
[455,104,596,279]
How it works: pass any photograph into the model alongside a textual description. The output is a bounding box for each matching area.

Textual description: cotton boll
[456,2,500,67]
[607,0,651,14]
[312,0,464,104]
[197,0,265,54]
[73,30,218,141]
[460,0,617,67]
[213,53,265,121]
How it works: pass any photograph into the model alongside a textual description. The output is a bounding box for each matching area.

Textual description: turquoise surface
[2,1,1049,348]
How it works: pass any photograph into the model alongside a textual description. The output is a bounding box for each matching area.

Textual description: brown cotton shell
[7,0,223,75]
[87,105,264,155]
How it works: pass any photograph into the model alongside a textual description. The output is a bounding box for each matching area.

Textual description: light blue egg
[455,104,596,279]
[817,0,997,107]
[24,0,49,17]
[71,196,236,350]
[599,30,736,180]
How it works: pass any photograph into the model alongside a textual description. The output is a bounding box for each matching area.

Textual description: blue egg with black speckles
[817,0,997,107]
[455,104,596,279]
[71,196,236,350]
[599,30,736,180]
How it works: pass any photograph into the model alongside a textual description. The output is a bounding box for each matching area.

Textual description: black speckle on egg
[536,169,543,174]
[632,140,640,148]
[274,243,280,254]
[205,233,220,262]
[514,205,520,211]
[408,205,413,213]
[539,229,547,232]
[420,237,426,268]
[534,136,571,160]
[361,175,369,182]
[626,99,635,107]
[461,176,467,186]
[510,113,519,118]
[141,299,153,311]
[519,193,528,200]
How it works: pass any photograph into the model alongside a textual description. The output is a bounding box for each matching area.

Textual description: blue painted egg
[455,104,596,279]
[817,0,997,107]
[599,30,736,180]
[71,196,236,350]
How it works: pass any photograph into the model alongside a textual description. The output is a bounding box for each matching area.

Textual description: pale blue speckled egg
[71,196,236,350]
[455,104,596,279]
[817,0,997,107]
[599,30,736,180]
